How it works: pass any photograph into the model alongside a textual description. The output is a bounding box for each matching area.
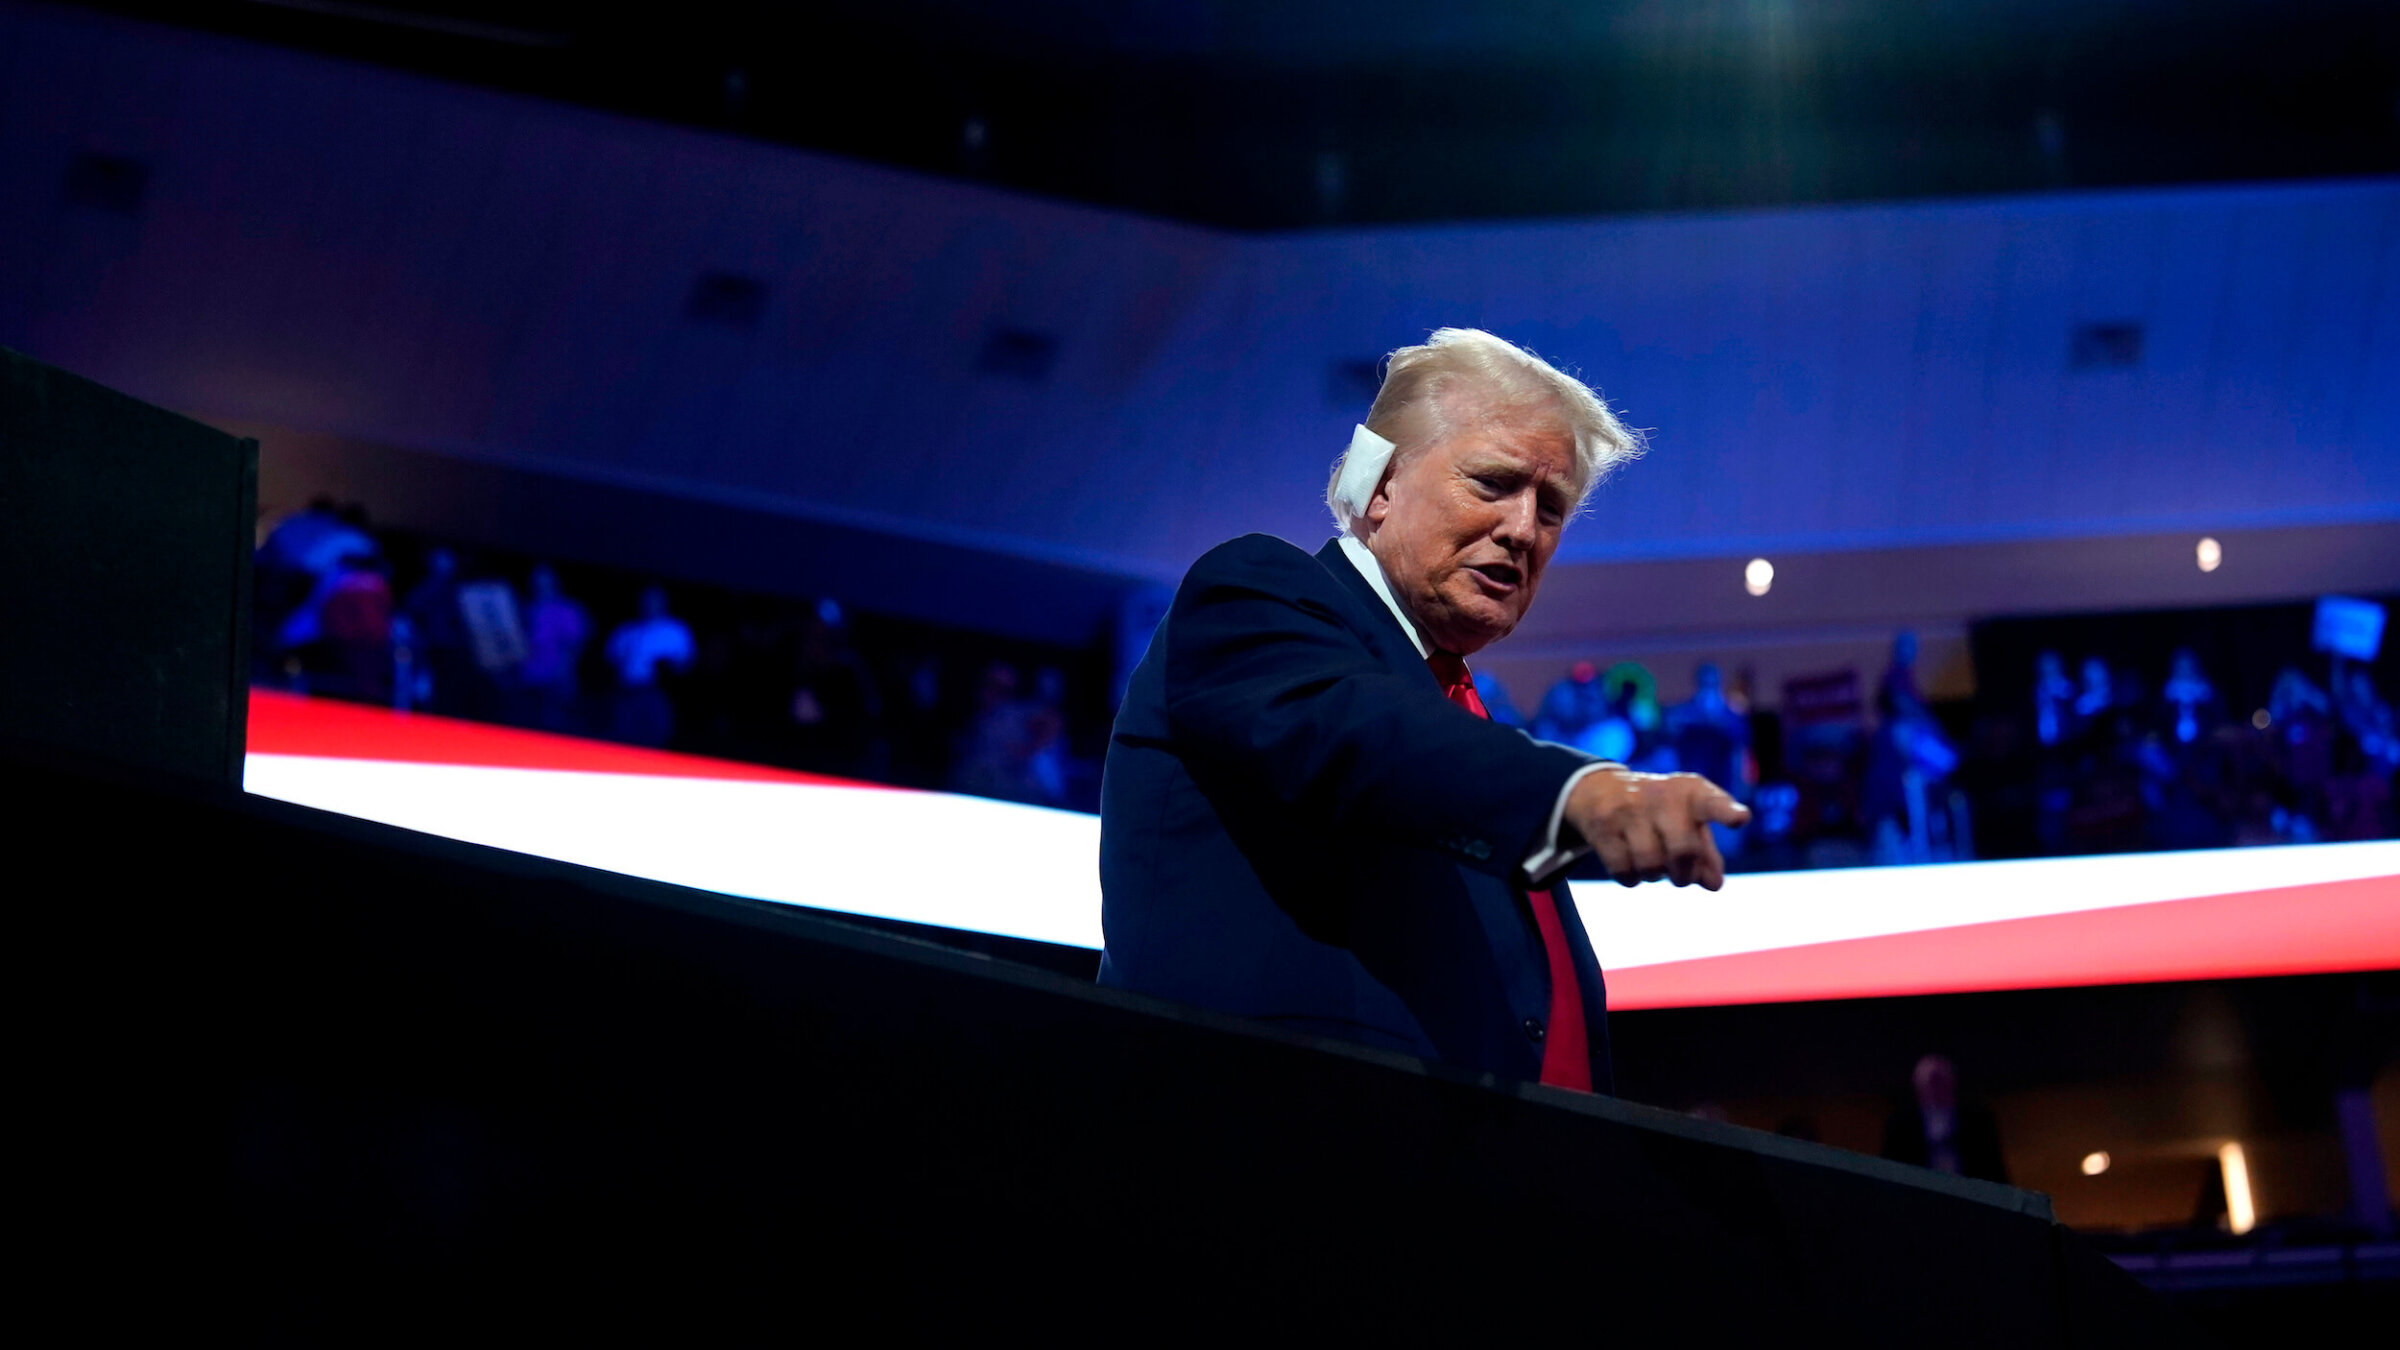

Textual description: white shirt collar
[1336,533,1430,660]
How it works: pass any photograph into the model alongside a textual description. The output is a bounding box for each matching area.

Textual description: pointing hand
[1562,769,1752,891]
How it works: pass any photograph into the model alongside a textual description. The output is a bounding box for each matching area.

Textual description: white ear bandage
[1331,423,1397,523]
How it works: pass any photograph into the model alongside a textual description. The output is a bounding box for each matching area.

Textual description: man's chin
[1432,612,1517,656]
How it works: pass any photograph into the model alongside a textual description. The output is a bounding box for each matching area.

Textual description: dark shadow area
[22,735,2192,1339]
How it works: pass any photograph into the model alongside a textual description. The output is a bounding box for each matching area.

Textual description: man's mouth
[1467,561,1523,591]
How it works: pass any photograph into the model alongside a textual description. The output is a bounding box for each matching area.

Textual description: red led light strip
[247,689,901,788]
[1605,873,2400,1010]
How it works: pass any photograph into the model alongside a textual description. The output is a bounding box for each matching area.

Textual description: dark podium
[10,355,2184,1341]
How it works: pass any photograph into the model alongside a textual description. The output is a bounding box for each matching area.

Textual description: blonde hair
[1326,328,1642,532]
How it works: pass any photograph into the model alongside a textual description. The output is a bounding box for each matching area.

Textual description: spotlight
[1744,557,1774,597]
[2253,709,2272,730]
[2080,1151,2110,1176]
[2196,537,2222,572]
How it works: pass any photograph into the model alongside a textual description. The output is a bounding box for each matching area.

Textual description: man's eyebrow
[1460,454,1529,477]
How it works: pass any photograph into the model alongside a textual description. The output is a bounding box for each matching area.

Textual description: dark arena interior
[4,1,2395,1339]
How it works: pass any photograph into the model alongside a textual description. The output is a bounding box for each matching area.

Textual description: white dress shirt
[1336,534,1605,885]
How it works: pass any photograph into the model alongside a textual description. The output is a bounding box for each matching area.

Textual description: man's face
[1364,404,1576,655]
[1913,1056,1958,1111]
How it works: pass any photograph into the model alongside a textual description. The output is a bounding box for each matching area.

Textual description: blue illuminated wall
[4,1,2395,589]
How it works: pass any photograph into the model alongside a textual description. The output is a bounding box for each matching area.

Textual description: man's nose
[1492,489,1538,550]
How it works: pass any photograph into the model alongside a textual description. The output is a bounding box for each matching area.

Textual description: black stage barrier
[1,349,254,787]
[19,741,2196,1343]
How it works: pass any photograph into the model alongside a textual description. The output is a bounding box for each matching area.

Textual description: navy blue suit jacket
[1098,535,1614,1091]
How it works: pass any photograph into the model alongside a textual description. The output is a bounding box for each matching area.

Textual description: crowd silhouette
[255,499,2395,860]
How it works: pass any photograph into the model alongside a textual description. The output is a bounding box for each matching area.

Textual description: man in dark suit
[1880,1054,2011,1184]
[1100,329,1749,1092]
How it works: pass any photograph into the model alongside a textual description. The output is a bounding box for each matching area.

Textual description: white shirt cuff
[1522,762,1611,885]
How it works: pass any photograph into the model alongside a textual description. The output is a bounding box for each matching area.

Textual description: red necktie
[1428,653,1594,1092]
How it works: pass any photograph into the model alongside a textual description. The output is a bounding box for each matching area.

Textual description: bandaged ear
[1331,423,1398,523]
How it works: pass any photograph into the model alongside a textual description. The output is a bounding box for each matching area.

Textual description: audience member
[2326,664,2400,841]
[605,586,694,747]
[313,552,395,704]
[1865,633,1962,864]
[1881,1054,2009,1184]
[458,575,529,692]
[1604,662,1674,771]
[1532,661,1608,747]
[1021,667,1073,806]
[259,496,378,583]
[517,565,589,732]
[2160,649,2219,746]
[785,600,887,779]
[2075,655,2115,722]
[1667,662,1749,788]
[946,662,1096,809]
[1537,661,1655,765]
[256,498,380,678]
[2265,668,2337,841]
[1879,629,1926,712]
[2333,663,2399,771]
[2032,650,2077,747]
[390,614,428,711]
[952,662,1037,803]
[400,548,474,715]
[1666,662,1751,855]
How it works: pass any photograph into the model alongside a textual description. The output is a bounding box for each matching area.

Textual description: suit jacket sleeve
[1161,537,1595,881]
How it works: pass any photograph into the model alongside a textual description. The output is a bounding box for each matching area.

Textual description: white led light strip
[246,755,1107,947]
[246,752,2400,972]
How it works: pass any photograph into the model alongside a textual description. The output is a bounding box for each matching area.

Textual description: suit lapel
[1313,543,1568,1060]
[1312,538,1442,689]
